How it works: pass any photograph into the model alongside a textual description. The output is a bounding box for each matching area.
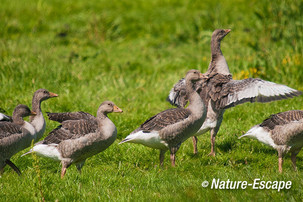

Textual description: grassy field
[1,0,303,200]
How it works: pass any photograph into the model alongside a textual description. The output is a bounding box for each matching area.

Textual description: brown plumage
[168,29,302,156]
[120,70,207,167]
[260,110,303,131]
[240,110,303,173]
[47,111,95,123]
[27,101,123,178]
[0,105,36,176]
[136,108,190,133]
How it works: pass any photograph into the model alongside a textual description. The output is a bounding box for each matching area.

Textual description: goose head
[33,89,58,102]
[97,101,123,117]
[212,29,231,42]
[12,104,36,122]
[185,69,204,83]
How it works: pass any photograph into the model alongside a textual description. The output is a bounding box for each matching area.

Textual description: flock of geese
[1,29,302,178]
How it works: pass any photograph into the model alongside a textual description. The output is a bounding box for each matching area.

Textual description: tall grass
[0,0,303,200]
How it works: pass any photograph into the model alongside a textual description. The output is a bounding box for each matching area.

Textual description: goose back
[47,111,96,123]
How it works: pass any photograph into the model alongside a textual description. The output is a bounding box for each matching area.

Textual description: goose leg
[208,129,216,157]
[5,159,21,176]
[193,136,198,154]
[291,150,300,172]
[0,162,6,176]
[61,162,69,179]
[278,151,283,173]
[169,145,180,167]
[159,150,166,166]
[170,153,175,167]
[291,153,297,171]
[76,161,86,174]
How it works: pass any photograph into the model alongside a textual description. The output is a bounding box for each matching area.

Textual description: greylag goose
[120,70,206,166]
[30,89,58,142]
[0,104,36,175]
[239,110,303,173]
[168,29,302,156]
[26,101,122,178]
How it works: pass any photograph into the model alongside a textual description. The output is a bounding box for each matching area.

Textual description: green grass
[1,0,303,200]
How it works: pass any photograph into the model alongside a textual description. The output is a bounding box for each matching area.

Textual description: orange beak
[224,29,231,34]
[49,92,59,97]
[113,105,123,113]
[31,111,37,116]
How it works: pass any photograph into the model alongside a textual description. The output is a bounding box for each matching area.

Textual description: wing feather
[42,119,98,144]
[0,122,22,140]
[47,111,95,123]
[260,110,303,130]
[137,108,191,132]
[219,78,302,109]
[167,78,188,107]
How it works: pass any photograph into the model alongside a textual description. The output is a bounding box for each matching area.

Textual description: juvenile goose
[168,29,302,156]
[26,101,122,178]
[0,105,36,175]
[30,89,58,141]
[120,70,206,166]
[239,110,303,173]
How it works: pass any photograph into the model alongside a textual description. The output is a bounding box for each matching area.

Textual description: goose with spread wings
[120,70,207,166]
[168,29,302,156]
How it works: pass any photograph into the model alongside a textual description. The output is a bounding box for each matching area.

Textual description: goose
[24,101,123,178]
[30,89,58,142]
[239,110,303,173]
[0,104,36,175]
[167,29,302,156]
[120,70,206,166]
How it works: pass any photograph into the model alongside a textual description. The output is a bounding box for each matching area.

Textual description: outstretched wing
[167,78,188,108]
[42,119,98,144]
[0,122,22,140]
[137,108,191,132]
[47,111,95,123]
[167,73,232,108]
[260,110,303,130]
[219,78,302,109]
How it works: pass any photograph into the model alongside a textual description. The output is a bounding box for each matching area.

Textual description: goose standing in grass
[168,29,302,156]
[239,110,303,173]
[120,70,206,166]
[0,105,36,175]
[25,101,123,178]
[29,89,58,141]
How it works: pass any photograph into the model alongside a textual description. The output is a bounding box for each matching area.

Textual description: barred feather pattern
[136,108,191,133]
[47,111,95,123]
[0,122,22,140]
[42,120,98,144]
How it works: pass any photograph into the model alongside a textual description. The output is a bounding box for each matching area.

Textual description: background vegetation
[1,0,303,200]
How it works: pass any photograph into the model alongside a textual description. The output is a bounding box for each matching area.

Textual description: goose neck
[12,115,24,125]
[211,37,223,58]
[32,98,42,114]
